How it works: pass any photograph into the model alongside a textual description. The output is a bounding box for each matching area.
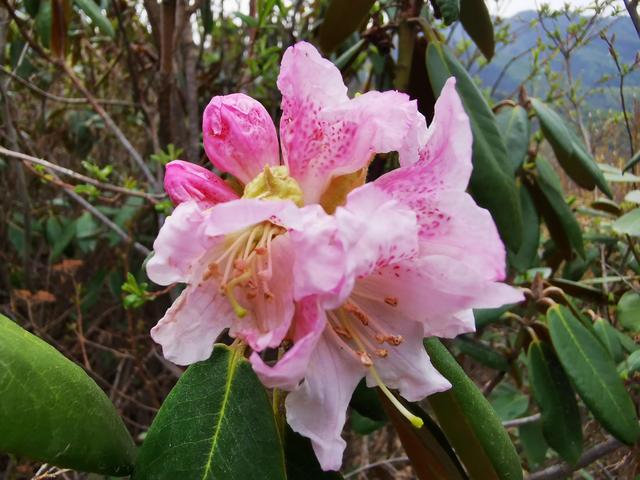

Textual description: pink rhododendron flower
[250,71,524,470]
[147,40,522,472]
[147,42,418,365]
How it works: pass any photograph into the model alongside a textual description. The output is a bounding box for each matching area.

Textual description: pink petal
[335,184,419,279]
[354,297,451,400]
[250,296,326,390]
[146,201,221,285]
[229,235,295,351]
[202,93,279,184]
[150,278,234,365]
[164,160,239,207]
[374,180,506,280]
[354,255,523,337]
[278,41,421,203]
[410,77,473,190]
[285,333,365,471]
[281,204,352,308]
[204,198,295,237]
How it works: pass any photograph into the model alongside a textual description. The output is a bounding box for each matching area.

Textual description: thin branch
[344,456,410,478]
[62,187,152,257]
[0,146,164,203]
[0,67,137,107]
[623,0,640,39]
[526,437,624,480]
[502,413,541,428]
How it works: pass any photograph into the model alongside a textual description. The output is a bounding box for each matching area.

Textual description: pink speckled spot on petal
[203,93,279,184]
[278,42,422,204]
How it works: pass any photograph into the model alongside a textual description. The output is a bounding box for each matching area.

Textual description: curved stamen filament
[335,308,422,429]
[225,270,252,317]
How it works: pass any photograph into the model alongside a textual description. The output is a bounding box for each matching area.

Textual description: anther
[386,335,404,346]
[254,246,267,255]
[333,326,352,339]
[233,259,248,271]
[356,351,373,367]
[344,303,369,325]
[264,291,274,301]
[375,333,386,344]
[203,263,219,281]
[384,296,398,307]
[375,349,389,358]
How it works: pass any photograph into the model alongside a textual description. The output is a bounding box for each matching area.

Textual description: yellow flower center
[243,165,304,206]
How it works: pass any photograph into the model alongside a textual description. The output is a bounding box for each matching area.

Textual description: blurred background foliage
[1,0,640,478]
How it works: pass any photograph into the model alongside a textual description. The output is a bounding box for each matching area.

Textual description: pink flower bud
[202,93,279,185]
[164,160,238,207]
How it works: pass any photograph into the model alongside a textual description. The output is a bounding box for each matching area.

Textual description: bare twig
[0,67,137,107]
[502,413,542,428]
[0,145,164,203]
[344,456,410,478]
[526,437,624,480]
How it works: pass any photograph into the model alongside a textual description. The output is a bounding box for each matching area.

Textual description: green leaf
[455,336,509,371]
[318,0,375,53]
[133,345,286,480]
[530,98,611,197]
[35,0,53,48]
[518,421,548,469]
[285,427,343,480]
[547,305,640,445]
[488,383,529,422]
[623,150,640,173]
[425,339,523,480]
[473,305,513,328]
[350,410,386,435]
[495,105,530,173]
[529,156,584,259]
[527,340,582,464]
[200,0,213,33]
[459,0,494,60]
[0,315,135,475]
[509,185,540,272]
[381,395,468,480]
[426,42,522,251]
[350,379,387,421]
[433,0,460,25]
[74,0,115,37]
[593,318,624,363]
[617,291,640,332]
[613,208,640,237]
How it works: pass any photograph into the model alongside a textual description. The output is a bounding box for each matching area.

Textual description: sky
[487,0,621,16]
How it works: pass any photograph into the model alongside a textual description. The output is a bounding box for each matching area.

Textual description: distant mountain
[457,10,640,109]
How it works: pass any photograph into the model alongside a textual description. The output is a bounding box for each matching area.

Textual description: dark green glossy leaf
[509,185,540,272]
[0,315,135,476]
[285,427,342,480]
[547,279,606,303]
[350,410,386,435]
[426,41,522,251]
[489,384,529,422]
[496,105,530,173]
[518,421,547,469]
[529,156,584,259]
[425,339,523,480]
[547,305,640,445]
[527,340,582,464]
[318,0,375,53]
[432,0,460,25]
[200,0,213,33]
[617,291,640,332]
[74,0,115,38]
[459,0,494,59]
[455,336,509,371]
[473,305,513,328]
[593,318,624,363]
[350,379,387,421]
[381,394,467,480]
[133,345,286,480]
[530,98,611,197]
[35,0,53,48]
[623,150,640,172]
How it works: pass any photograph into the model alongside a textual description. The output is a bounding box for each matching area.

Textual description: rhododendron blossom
[147,41,523,472]
[146,42,419,365]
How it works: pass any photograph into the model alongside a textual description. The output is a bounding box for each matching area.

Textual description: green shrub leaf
[0,315,135,476]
